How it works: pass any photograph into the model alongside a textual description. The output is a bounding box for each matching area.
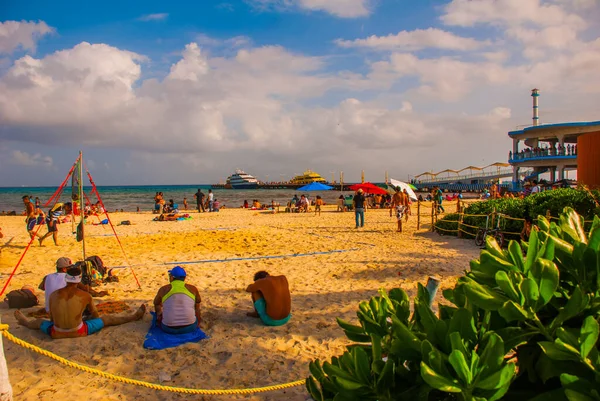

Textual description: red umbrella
[348,182,388,195]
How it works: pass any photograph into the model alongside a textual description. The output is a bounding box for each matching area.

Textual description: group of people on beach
[23,195,73,246]
[15,257,292,339]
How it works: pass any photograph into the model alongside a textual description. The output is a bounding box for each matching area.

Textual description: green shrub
[307,208,600,401]
[435,188,600,240]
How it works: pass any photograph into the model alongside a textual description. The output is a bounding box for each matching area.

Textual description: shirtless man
[39,202,72,246]
[38,257,109,312]
[153,266,202,334]
[15,265,145,339]
[390,187,408,232]
[246,271,291,326]
[23,195,43,241]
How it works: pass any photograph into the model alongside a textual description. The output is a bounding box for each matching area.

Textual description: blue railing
[509,152,577,163]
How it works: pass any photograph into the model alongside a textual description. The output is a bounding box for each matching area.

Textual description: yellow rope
[0,325,304,395]
[433,225,459,233]
[460,223,480,229]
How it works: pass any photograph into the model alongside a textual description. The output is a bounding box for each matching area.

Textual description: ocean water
[0,185,362,212]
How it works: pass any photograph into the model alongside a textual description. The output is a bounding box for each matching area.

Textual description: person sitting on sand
[16,265,146,339]
[153,266,202,333]
[38,257,109,312]
[246,271,291,326]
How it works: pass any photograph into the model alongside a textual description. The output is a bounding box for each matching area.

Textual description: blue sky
[1,0,599,186]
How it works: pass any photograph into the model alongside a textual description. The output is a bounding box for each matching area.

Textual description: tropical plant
[307,207,600,401]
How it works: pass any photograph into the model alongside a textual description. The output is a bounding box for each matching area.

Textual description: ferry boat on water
[290,170,327,185]
[226,169,259,189]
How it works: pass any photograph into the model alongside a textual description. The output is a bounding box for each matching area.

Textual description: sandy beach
[0,202,480,401]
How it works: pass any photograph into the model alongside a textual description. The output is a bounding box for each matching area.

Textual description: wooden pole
[431,201,435,232]
[417,200,421,230]
[0,318,13,401]
[458,212,464,238]
[80,151,86,261]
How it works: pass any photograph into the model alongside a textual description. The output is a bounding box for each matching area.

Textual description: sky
[0,0,599,186]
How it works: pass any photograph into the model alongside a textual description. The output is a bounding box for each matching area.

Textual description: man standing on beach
[353,188,366,228]
[16,265,146,339]
[208,190,214,212]
[153,266,202,333]
[194,189,205,213]
[23,195,43,241]
[390,187,408,232]
[246,271,291,326]
[39,202,72,246]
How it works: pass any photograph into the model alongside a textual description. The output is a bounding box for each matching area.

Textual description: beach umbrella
[348,182,388,195]
[389,178,418,201]
[297,182,333,191]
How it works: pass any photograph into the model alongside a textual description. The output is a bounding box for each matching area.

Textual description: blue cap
[168,266,186,278]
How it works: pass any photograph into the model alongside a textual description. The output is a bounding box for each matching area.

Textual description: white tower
[532,88,540,126]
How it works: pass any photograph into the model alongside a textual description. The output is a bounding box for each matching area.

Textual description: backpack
[5,289,39,309]
[85,255,107,277]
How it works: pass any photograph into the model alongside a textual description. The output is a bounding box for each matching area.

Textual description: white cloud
[335,28,488,51]
[138,13,169,21]
[441,0,586,28]
[0,20,54,54]
[246,0,372,18]
[10,150,53,167]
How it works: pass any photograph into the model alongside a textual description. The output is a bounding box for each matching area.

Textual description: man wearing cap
[38,257,109,312]
[353,188,366,228]
[39,202,72,246]
[16,265,146,339]
[153,266,202,334]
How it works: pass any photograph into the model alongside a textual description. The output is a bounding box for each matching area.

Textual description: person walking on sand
[353,188,366,228]
[315,195,323,216]
[402,189,411,223]
[194,188,205,213]
[246,271,291,326]
[39,202,72,246]
[23,195,43,241]
[183,197,188,210]
[390,187,408,232]
[153,266,202,334]
[15,265,146,339]
[434,186,445,214]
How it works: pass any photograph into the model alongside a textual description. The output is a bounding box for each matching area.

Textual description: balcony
[509,148,577,163]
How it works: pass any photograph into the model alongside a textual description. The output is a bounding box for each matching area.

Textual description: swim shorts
[26,217,36,231]
[396,206,406,221]
[40,318,104,338]
[161,320,198,334]
[253,298,291,327]
[46,220,58,233]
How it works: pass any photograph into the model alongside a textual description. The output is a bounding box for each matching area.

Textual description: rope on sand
[0,324,304,395]
[110,248,361,269]
[164,248,360,266]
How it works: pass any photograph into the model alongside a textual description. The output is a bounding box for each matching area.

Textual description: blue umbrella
[297,182,333,191]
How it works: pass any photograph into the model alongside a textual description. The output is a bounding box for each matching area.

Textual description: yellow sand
[0,202,480,400]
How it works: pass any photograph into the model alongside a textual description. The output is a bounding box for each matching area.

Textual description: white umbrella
[389,178,418,201]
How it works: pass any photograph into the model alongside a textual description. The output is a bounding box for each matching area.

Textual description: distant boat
[227,169,259,189]
[290,170,327,185]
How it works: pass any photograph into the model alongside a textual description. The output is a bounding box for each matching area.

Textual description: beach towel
[143,312,208,350]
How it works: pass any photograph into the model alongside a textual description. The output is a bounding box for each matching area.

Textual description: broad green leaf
[449,331,469,358]
[499,300,529,322]
[478,333,505,373]
[552,287,588,330]
[370,333,382,362]
[535,259,560,309]
[337,318,366,334]
[343,331,372,343]
[580,316,599,360]
[421,340,449,376]
[537,216,551,232]
[375,359,395,393]
[353,347,371,385]
[420,362,462,393]
[449,349,472,385]
[520,278,539,308]
[486,235,507,260]
[448,308,477,345]
[524,228,540,273]
[495,327,538,351]
[480,251,517,273]
[588,222,600,252]
[309,360,326,382]
[556,328,581,349]
[495,270,521,303]
[460,277,508,311]
[388,288,409,304]
[306,376,324,401]
[508,240,525,272]
[323,361,356,382]
[476,363,516,390]
[333,376,366,392]
[391,315,422,352]
[539,342,581,362]
[543,237,556,261]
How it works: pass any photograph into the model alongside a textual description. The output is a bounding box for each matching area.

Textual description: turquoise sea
[0,185,356,213]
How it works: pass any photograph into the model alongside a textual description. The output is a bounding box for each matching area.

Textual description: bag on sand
[5,289,39,309]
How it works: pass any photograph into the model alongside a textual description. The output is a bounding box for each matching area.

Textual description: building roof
[509,120,600,137]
